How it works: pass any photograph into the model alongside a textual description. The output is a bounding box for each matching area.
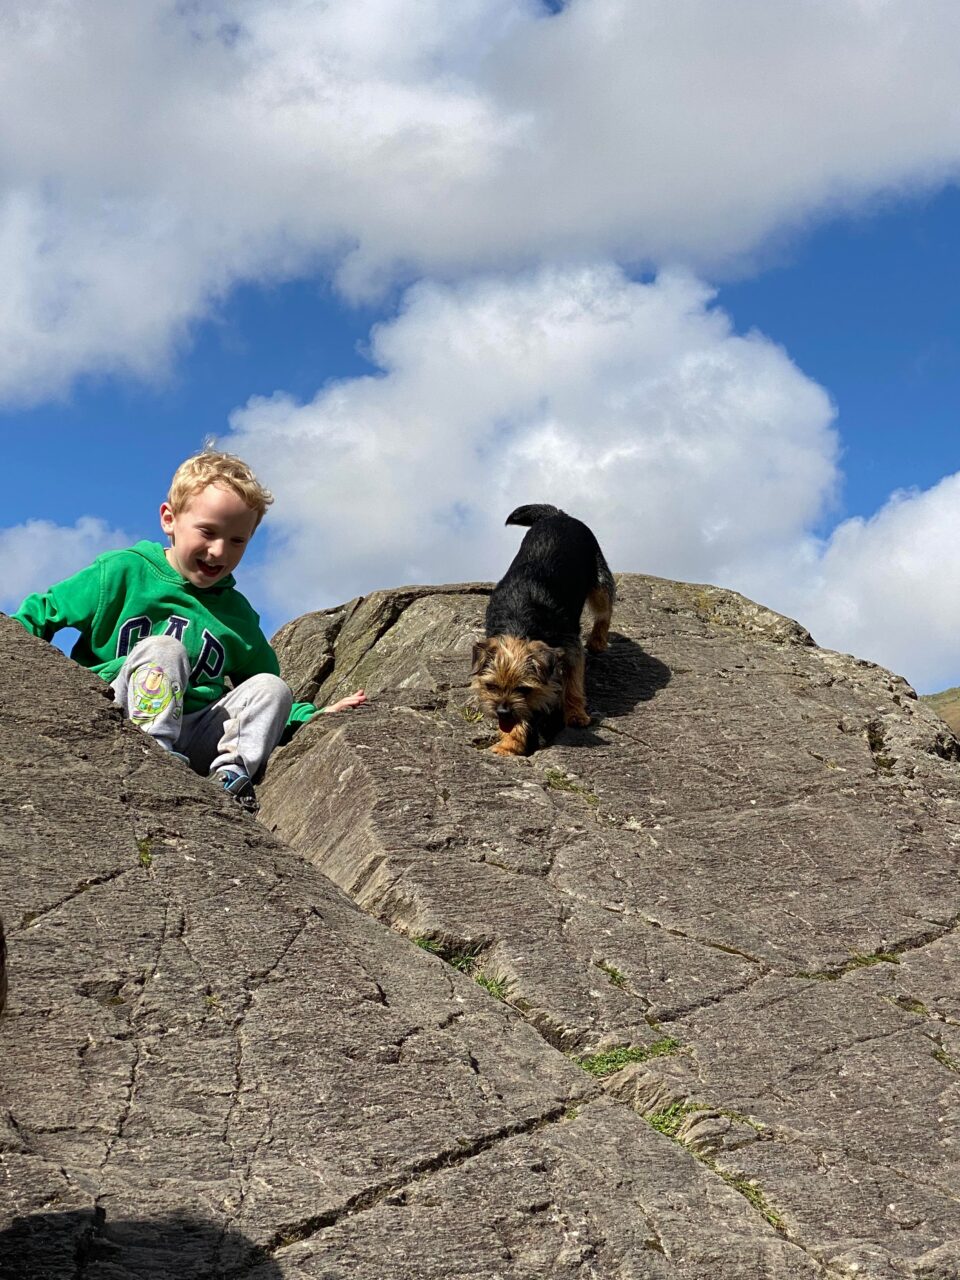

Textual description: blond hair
[167,447,274,526]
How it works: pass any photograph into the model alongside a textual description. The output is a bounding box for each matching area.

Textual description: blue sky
[721,188,960,527]
[2,1,960,693]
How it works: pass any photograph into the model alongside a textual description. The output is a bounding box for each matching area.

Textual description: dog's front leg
[491,720,531,755]
[562,649,591,727]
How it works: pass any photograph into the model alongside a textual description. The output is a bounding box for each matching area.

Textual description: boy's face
[160,483,259,589]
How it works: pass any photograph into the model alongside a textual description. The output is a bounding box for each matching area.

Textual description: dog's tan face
[470,635,564,734]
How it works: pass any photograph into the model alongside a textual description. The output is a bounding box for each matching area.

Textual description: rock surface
[1,572,959,1278]
[263,574,960,1278]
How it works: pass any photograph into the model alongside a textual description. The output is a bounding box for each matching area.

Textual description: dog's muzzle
[496,705,517,732]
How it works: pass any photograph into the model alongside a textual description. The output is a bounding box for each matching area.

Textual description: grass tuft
[647,1102,699,1138]
[475,972,510,1001]
[596,960,627,989]
[578,1037,681,1077]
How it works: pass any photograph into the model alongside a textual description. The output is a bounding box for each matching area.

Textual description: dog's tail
[504,504,563,528]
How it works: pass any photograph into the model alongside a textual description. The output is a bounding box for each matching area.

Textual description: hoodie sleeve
[11,561,102,640]
[288,700,321,724]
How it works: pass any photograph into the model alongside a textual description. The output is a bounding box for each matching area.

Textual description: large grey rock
[0,609,820,1278]
[262,574,960,1278]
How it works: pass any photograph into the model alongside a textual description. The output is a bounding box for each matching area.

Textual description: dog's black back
[485,504,613,646]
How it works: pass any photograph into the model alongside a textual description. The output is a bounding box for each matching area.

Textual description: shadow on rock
[587,631,671,719]
[0,1207,281,1279]
[546,633,671,751]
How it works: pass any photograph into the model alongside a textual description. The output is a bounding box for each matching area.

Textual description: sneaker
[214,768,259,813]
[167,750,191,768]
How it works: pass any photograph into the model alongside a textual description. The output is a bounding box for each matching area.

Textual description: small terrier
[471,504,615,756]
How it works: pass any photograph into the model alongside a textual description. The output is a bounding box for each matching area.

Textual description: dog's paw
[565,709,592,728]
[586,635,608,654]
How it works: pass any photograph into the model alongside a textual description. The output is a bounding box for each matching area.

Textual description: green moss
[848,951,899,969]
[645,1096,783,1233]
[719,1169,784,1232]
[543,768,599,807]
[890,995,928,1015]
[136,837,153,869]
[718,1108,767,1134]
[799,950,901,980]
[578,1037,681,1078]
[865,720,897,771]
[934,1047,960,1073]
[647,1101,767,1143]
[458,704,485,724]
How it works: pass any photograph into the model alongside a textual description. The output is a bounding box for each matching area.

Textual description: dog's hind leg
[586,584,614,653]
[562,647,591,727]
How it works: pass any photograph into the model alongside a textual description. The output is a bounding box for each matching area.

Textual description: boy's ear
[159,501,175,537]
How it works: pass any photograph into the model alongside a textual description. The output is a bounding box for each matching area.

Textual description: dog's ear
[528,642,563,680]
[471,639,494,674]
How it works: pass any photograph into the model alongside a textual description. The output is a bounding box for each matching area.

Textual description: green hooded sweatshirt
[12,540,318,724]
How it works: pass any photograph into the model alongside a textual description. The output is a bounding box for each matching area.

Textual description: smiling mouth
[196,561,222,578]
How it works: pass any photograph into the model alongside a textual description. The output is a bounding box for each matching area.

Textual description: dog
[471,504,615,756]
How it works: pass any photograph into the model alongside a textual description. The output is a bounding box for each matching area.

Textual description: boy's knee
[127,635,189,667]
[243,672,293,714]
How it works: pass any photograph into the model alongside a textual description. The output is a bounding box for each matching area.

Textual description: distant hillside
[922,685,960,735]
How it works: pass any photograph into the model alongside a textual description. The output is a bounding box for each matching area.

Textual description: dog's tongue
[497,713,515,733]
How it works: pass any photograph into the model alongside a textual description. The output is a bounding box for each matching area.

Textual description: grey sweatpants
[110,635,292,779]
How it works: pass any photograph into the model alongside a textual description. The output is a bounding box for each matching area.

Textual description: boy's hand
[325,689,367,714]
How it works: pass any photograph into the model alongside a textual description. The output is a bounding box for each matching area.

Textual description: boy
[12,448,364,811]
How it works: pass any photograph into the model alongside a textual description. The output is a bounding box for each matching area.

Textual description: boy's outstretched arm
[282,689,366,743]
[321,690,366,714]
[287,689,367,725]
[12,563,101,640]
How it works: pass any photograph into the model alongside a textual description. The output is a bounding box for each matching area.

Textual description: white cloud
[227,263,838,604]
[0,516,130,609]
[226,265,960,694]
[732,475,960,693]
[3,0,960,400]
[4,265,957,694]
